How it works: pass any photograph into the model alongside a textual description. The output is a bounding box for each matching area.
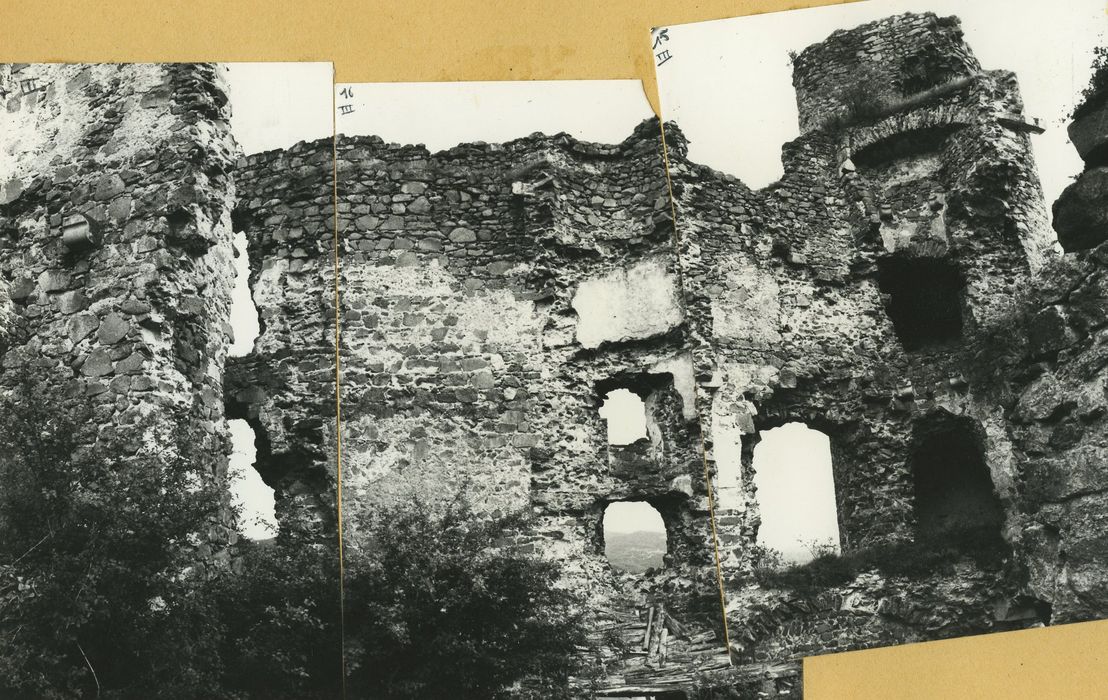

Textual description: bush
[210,540,342,700]
[344,498,591,699]
[1074,46,1108,120]
[0,369,228,698]
[0,367,591,698]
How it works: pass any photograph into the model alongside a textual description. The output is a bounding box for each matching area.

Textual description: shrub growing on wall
[344,498,593,699]
[0,368,228,698]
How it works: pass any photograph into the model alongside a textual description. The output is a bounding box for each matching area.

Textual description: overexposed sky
[228,418,277,540]
[600,388,649,445]
[225,62,333,155]
[224,63,333,537]
[605,501,666,535]
[334,80,654,148]
[655,0,1106,206]
[753,423,840,563]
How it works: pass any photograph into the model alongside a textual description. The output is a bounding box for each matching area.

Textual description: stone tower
[0,63,240,567]
[667,11,1060,682]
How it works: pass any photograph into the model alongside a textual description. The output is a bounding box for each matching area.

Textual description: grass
[819,75,977,135]
[751,525,1008,595]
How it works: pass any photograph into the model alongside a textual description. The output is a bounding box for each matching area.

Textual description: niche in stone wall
[853,125,962,255]
[877,256,964,351]
[595,373,685,486]
[752,423,840,564]
[910,414,1004,550]
[602,501,668,574]
[852,125,959,171]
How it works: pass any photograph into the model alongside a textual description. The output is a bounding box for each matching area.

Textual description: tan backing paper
[2,1,1106,697]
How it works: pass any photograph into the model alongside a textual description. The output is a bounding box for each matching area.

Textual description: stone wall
[330,122,730,689]
[0,63,240,567]
[1013,65,1108,623]
[664,11,1078,682]
[226,141,337,539]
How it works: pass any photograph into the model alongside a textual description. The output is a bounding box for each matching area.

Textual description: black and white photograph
[0,61,344,699]
[4,0,1108,697]
[650,0,1108,694]
[330,79,740,698]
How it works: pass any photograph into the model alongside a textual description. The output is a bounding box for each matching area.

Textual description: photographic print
[0,61,342,698]
[331,80,737,698]
[5,1,1108,697]
[652,0,1108,695]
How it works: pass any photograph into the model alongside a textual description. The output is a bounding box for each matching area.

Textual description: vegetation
[345,498,590,699]
[0,370,229,699]
[0,368,590,698]
[751,526,1009,595]
[1074,46,1108,121]
[819,70,976,134]
[213,541,342,699]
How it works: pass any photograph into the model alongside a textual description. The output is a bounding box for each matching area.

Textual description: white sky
[333,80,654,148]
[753,423,840,563]
[600,388,649,445]
[228,418,278,540]
[605,501,666,535]
[223,63,333,535]
[655,0,1107,207]
[225,62,333,155]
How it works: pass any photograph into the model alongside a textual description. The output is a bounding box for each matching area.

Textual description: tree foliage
[0,370,227,698]
[345,499,591,699]
[0,368,590,698]
[1074,45,1108,120]
[212,540,342,700]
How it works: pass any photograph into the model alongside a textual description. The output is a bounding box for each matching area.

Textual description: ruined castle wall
[0,63,240,563]
[1012,78,1108,622]
[226,140,337,538]
[332,122,719,585]
[791,12,981,134]
[668,13,1064,666]
[312,122,737,688]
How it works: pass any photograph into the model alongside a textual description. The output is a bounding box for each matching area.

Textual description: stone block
[97,312,130,344]
[1068,103,1108,162]
[1052,167,1108,252]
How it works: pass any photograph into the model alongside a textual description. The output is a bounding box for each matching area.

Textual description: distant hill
[605,530,667,574]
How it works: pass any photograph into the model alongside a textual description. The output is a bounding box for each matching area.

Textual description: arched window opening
[911,417,1004,547]
[752,423,840,564]
[602,501,667,574]
[228,418,278,540]
[600,388,648,445]
[877,256,963,351]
